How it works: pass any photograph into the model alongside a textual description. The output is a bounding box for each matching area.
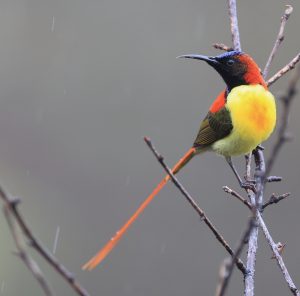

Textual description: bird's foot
[240,180,256,192]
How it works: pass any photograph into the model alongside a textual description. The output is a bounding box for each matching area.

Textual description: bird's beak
[177,54,219,67]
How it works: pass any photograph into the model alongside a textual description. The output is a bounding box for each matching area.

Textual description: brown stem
[267,53,300,87]
[0,186,90,296]
[144,137,247,274]
[3,206,54,296]
[213,43,233,52]
[223,186,252,210]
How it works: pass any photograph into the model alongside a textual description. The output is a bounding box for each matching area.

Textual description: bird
[82,50,276,270]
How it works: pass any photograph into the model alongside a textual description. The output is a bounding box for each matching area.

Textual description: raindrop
[52,226,60,254]
[51,16,55,33]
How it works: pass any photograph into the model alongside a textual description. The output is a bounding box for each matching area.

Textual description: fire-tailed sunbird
[83,51,276,270]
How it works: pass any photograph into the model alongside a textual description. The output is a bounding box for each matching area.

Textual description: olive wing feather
[193,107,233,148]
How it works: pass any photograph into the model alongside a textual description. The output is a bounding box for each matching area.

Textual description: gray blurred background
[0,0,299,295]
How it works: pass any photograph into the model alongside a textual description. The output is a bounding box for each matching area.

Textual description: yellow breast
[212,84,276,156]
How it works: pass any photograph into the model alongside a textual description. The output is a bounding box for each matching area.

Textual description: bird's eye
[227,59,234,66]
[226,59,235,66]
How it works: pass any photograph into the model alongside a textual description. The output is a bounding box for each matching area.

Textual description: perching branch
[3,206,53,296]
[0,185,90,296]
[144,137,246,274]
[263,5,293,78]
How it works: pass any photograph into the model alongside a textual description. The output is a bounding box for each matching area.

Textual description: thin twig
[222,186,252,210]
[262,192,291,210]
[227,0,242,51]
[257,212,300,295]
[266,65,300,177]
[218,218,256,296]
[213,43,233,52]
[267,53,300,87]
[3,206,53,296]
[263,5,293,78]
[144,137,246,274]
[0,185,90,296]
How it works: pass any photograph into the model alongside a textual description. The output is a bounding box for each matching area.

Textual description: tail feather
[82,147,196,270]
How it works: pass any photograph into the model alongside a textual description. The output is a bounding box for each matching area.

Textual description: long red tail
[82,147,196,270]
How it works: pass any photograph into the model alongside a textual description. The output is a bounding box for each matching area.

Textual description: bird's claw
[240,181,256,192]
[243,177,256,184]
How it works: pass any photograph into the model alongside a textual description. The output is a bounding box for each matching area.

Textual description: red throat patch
[209,90,226,113]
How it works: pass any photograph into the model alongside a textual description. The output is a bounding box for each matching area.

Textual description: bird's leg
[225,157,256,192]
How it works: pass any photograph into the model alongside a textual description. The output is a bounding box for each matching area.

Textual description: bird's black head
[178,51,266,91]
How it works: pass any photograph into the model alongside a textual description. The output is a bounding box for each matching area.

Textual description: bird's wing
[193,107,233,148]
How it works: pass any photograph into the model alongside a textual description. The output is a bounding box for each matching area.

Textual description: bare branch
[222,186,252,210]
[227,0,242,51]
[257,212,299,295]
[213,43,233,52]
[262,192,291,210]
[0,185,90,296]
[263,5,293,78]
[267,53,300,86]
[144,137,246,274]
[266,65,300,177]
[218,218,256,296]
[3,206,53,296]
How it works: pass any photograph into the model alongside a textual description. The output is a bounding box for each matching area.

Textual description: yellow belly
[212,84,276,157]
